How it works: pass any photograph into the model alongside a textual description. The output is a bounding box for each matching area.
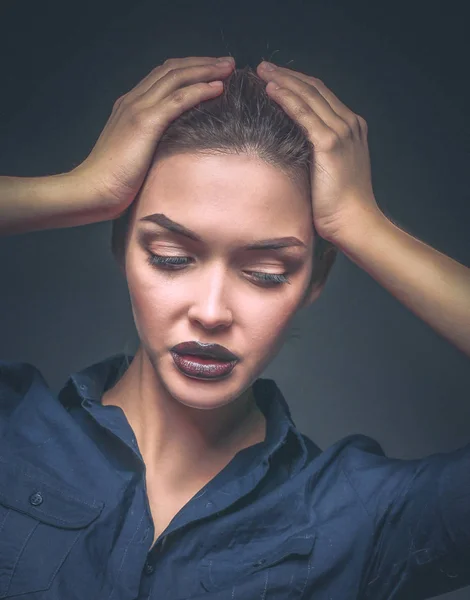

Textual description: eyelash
[145,253,290,287]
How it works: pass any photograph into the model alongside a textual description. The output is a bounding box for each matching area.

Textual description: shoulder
[336,432,470,526]
[300,432,408,518]
[303,432,387,472]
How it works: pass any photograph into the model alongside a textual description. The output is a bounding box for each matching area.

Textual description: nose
[187,264,233,330]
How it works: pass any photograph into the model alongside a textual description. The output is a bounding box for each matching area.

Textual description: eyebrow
[139,213,307,251]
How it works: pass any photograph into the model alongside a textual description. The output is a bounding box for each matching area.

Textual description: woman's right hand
[70,56,235,218]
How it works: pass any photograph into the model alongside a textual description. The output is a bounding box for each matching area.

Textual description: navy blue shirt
[0,353,469,600]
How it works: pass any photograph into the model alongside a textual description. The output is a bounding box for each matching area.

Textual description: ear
[299,245,338,309]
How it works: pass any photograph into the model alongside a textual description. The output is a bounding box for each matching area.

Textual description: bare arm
[0,56,235,237]
[0,172,114,236]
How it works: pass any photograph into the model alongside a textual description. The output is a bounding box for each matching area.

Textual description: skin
[102,151,325,491]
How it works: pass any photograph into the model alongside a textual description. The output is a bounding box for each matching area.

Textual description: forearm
[334,210,470,358]
[0,171,116,236]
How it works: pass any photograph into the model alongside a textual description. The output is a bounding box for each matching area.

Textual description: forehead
[135,153,313,243]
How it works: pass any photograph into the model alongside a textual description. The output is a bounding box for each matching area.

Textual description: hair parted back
[111,65,337,292]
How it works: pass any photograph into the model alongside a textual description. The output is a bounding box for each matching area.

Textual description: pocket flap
[248,532,317,569]
[201,531,317,591]
[0,456,104,529]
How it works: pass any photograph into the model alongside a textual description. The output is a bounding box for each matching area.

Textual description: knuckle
[169,87,188,105]
[112,95,127,111]
[149,64,163,77]
[337,120,352,138]
[323,131,341,150]
[306,75,320,85]
[126,101,150,127]
[348,116,361,132]
[163,68,180,85]
[357,115,368,130]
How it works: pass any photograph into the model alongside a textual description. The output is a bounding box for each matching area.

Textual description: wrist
[328,209,397,274]
[325,206,391,249]
[63,167,120,221]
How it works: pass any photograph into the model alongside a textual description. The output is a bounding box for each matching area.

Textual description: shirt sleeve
[343,436,470,600]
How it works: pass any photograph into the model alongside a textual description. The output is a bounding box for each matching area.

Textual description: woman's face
[124,153,315,409]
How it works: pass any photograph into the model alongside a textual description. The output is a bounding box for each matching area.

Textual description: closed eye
[145,253,290,287]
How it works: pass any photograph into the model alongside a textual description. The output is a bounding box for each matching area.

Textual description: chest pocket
[0,457,103,598]
[200,532,316,598]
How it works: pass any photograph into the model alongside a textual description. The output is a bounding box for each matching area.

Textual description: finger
[116,64,232,139]
[258,64,348,133]
[258,63,360,132]
[264,82,333,149]
[124,56,234,102]
[137,61,234,110]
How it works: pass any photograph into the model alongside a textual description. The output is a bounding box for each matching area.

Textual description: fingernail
[261,61,276,71]
[217,56,234,64]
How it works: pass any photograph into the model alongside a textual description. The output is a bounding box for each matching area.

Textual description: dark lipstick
[170,341,239,380]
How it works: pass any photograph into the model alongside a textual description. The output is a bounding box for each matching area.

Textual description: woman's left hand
[257,61,382,243]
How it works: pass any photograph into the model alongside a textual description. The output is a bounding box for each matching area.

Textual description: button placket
[144,560,155,575]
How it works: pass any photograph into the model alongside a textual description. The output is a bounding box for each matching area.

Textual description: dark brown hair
[111,66,337,294]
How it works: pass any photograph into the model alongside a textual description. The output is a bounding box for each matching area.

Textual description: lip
[170,351,237,380]
[171,341,239,361]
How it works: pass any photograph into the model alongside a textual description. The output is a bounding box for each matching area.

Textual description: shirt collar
[61,353,310,470]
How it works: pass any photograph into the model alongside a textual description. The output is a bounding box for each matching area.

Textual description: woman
[0,55,469,599]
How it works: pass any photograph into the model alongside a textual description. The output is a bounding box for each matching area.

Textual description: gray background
[0,0,469,598]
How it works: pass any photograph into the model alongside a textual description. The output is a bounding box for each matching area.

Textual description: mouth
[170,341,239,381]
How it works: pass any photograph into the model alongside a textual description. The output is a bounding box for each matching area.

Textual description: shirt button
[144,561,155,575]
[29,492,43,506]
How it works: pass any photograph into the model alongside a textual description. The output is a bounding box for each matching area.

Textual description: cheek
[246,299,297,354]
[125,263,178,342]
[129,271,175,311]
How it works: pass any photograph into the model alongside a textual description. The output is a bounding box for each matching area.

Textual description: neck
[102,347,266,490]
